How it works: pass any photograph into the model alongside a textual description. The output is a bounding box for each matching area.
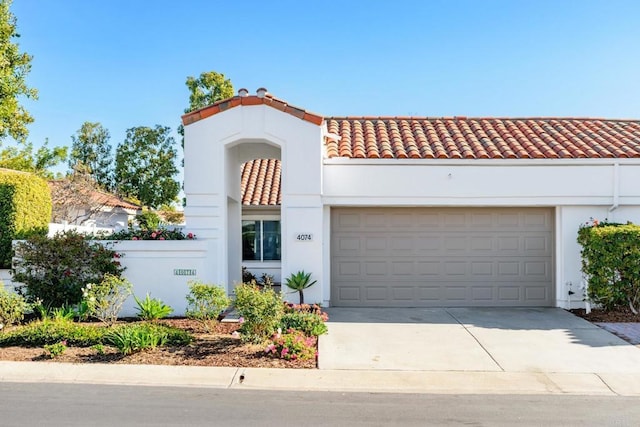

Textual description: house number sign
[295,233,313,242]
[174,269,197,276]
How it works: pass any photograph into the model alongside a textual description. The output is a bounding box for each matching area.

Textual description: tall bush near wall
[577,221,640,313]
[0,170,51,268]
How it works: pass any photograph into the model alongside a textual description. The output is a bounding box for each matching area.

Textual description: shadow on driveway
[319,307,640,373]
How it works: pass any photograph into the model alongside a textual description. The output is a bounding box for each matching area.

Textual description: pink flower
[159,237,165,240]
[151,232,157,238]
[265,344,276,353]
[132,236,138,240]
[281,348,289,357]
[187,233,194,239]
[238,317,244,324]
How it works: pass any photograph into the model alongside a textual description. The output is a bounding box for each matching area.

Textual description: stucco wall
[322,159,640,308]
[111,240,210,317]
[184,104,325,301]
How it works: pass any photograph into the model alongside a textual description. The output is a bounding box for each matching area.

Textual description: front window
[242,219,281,261]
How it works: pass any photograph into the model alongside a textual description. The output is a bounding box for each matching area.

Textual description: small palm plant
[285,270,317,304]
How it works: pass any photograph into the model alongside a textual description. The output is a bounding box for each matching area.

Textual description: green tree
[185,71,234,112]
[0,0,38,143]
[114,125,179,208]
[0,139,67,178]
[69,121,113,190]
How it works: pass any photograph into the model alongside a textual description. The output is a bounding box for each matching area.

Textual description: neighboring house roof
[90,190,141,211]
[240,158,281,206]
[48,181,141,211]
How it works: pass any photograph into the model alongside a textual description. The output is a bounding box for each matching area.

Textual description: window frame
[241,215,281,263]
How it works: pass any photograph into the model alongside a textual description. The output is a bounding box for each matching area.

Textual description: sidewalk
[2,360,640,396]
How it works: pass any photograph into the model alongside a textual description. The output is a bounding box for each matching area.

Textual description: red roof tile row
[325,117,640,159]
[240,158,281,206]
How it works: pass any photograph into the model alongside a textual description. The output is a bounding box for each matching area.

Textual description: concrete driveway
[318,307,640,374]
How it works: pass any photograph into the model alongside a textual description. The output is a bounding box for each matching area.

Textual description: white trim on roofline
[323,158,640,166]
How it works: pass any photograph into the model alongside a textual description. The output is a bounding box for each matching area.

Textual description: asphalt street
[1,382,639,426]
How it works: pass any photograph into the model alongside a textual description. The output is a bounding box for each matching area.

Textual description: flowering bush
[12,231,125,308]
[104,227,195,241]
[280,311,328,337]
[265,329,317,361]
[284,303,329,321]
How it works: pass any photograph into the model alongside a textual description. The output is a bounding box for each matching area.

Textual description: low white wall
[0,269,16,292]
[48,223,116,237]
[107,240,212,317]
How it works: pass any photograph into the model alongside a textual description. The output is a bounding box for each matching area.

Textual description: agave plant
[285,271,317,304]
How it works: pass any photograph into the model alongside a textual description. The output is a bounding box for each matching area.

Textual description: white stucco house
[180,88,640,309]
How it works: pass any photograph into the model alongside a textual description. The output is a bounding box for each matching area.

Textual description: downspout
[609,162,620,214]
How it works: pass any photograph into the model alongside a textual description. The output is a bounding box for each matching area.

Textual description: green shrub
[105,323,192,355]
[105,323,167,355]
[0,319,106,347]
[0,170,51,268]
[265,329,317,361]
[135,211,162,231]
[0,286,28,327]
[279,311,328,337]
[84,274,133,325]
[577,220,640,312]
[43,341,67,358]
[185,280,230,331]
[234,283,284,343]
[134,293,173,321]
[12,231,125,308]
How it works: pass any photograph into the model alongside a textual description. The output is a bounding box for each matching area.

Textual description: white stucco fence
[108,240,214,317]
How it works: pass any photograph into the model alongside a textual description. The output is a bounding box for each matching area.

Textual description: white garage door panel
[331,208,554,307]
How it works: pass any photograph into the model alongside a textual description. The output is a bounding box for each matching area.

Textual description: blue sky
[8,0,640,169]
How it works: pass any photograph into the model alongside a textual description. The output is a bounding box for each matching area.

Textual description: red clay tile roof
[182,93,323,126]
[325,117,640,159]
[48,181,141,211]
[240,158,281,206]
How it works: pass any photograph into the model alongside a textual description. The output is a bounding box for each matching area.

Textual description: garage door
[331,207,554,307]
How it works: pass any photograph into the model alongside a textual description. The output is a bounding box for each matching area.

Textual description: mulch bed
[569,306,640,323]
[0,318,316,369]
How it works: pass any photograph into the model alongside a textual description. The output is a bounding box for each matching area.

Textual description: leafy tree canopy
[69,121,113,190]
[0,139,67,178]
[184,71,234,113]
[0,0,38,143]
[114,125,179,209]
[179,70,235,143]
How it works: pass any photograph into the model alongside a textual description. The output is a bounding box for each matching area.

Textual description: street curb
[2,361,640,396]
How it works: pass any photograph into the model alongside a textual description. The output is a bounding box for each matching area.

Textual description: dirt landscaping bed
[0,318,316,369]
[570,306,640,323]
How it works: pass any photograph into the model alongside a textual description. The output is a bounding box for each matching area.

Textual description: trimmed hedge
[577,220,640,313]
[0,169,51,268]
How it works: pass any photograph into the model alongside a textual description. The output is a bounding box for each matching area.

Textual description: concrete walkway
[3,360,640,396]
